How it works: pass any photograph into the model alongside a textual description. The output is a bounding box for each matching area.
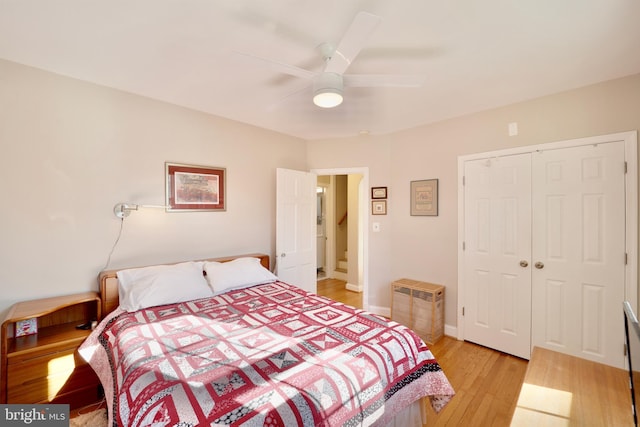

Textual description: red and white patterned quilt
[80,281,454,426]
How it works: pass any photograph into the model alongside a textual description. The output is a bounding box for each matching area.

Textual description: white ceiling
[1,1,639,140]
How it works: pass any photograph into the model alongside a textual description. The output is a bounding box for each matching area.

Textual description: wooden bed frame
[97,253,270,318]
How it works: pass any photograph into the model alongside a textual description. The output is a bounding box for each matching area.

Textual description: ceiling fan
[237,12,425,108]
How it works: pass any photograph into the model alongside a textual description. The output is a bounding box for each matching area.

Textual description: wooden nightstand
[0,292,102,409]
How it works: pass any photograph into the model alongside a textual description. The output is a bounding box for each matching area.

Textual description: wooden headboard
[98,253,270,318]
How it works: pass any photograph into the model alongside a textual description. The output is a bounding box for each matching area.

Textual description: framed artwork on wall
[166,162,226,211]
[410,179,438,216]
[372,200,387,215]
[371,187,388,199]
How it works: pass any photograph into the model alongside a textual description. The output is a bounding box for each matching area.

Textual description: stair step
[338,259,348,270]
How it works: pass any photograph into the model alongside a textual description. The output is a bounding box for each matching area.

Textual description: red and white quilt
[80,281,454,426]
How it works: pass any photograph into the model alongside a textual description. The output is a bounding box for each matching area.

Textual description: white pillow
[204,257,278,294]
[117,261,212,311]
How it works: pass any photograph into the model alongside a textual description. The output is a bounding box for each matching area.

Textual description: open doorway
[312,167,369,311]
[316,180,328,280]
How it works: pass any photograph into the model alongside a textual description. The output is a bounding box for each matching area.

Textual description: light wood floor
[424,336,528,426]
[317,277,529,427]
[317,277,363,309]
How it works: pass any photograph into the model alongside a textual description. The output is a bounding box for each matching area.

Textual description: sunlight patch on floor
[510,383,572,426]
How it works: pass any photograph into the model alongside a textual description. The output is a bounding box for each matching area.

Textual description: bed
[79,253,454,426]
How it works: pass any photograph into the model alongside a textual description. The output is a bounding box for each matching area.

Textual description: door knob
[519,260,529,267]
[534,261,544,269]
[280,253,286,257]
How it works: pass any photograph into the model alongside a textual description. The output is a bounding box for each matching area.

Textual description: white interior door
[531,142,626,367]
[462,139,629,367]
[463,154,533,359]
[276,168,317,293]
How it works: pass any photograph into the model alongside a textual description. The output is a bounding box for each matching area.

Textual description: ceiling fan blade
[267,83,311,111]
[234,51,316,80]
[344,74,426,87]
[324,12,382,75]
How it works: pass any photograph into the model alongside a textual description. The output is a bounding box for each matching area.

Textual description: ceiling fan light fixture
[313,88,343,108]
[313,72,344,108]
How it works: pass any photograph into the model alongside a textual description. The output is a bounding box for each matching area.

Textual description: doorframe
[456,131,638,340]
[311,167,370,311]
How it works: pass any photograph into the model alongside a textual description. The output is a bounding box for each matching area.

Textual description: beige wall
[2,57,638,330]
[0,59,307,319]
[308,73,640,327]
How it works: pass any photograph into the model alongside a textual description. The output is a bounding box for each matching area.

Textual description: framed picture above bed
[165,162,226,211]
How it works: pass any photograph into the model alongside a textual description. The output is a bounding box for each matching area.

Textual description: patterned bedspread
[80,281,454,426]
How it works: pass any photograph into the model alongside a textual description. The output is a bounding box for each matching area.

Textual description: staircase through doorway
[336,251,348,274]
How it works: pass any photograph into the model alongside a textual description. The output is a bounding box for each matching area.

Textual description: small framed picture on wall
[410,179,438,216]
[372,200,387,215]
[371,187,387,199]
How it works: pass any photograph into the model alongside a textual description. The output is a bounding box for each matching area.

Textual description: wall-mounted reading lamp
[104,202,169,270]
[113,203,170,218]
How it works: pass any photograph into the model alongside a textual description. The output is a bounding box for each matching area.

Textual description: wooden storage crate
[391,278,444,344]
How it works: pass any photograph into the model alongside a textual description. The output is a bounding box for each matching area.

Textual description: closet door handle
[519,260,528,267]
[534,261,544,269]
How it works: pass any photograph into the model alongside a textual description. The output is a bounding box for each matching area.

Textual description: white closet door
[531,142,626,367]
[463,154,533,359]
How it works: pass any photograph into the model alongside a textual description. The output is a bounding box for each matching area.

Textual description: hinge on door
[626,253,628,265]
[625,343,628,357]
[462,307,465,316]
[463,176,465,186]
[625,161,628,174]
[463,241,466,251]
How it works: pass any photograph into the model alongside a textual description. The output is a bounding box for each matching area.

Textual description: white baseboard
[444,324,457,338]
[345,282,363,292]
[332,270,347,281]
[368,305,391,318]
